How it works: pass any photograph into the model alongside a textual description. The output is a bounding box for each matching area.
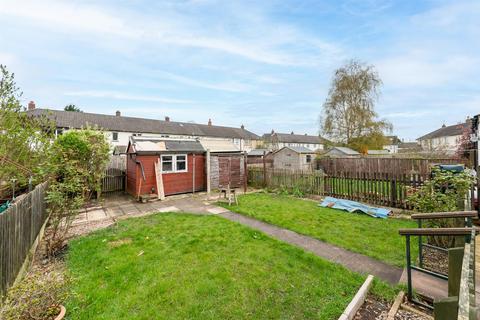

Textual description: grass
[221,193,417,267]
[66,213,396,320]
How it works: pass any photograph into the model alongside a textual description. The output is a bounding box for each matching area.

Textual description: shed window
[306,155,312,163]
[161,155,173,172]
[176,155,187,172]
[161,154,188,173]
[112,132,119,141]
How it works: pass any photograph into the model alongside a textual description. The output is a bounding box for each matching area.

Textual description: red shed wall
[128,153,205,197]
[126,146,138,196]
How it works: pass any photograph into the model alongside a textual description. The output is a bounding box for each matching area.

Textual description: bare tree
[320,60,392,151]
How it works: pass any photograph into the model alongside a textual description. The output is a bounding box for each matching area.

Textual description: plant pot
[54,305,66,320]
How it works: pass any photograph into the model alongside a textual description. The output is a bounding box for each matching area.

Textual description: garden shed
[271,146,315,171]
[126,137,206,198]
[200,140,246,190]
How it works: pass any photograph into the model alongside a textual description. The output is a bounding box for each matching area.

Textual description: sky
[0,0,479,141]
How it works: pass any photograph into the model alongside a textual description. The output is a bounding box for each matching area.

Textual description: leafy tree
[0,65,54,190]
[320,60,392,151]
[455,123,473,160]
[45,129,110,256]
[64,104,82,112]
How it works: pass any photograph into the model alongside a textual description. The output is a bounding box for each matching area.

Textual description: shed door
[218,157,241,188]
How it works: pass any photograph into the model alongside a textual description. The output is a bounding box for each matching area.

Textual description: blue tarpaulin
[0,201,10,214]
[319,197,391,219]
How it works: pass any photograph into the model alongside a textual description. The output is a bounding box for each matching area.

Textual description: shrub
[407,167,476,247]
[0,267,70,320]
[45,129,110,257]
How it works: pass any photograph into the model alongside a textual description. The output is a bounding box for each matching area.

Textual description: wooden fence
[101,156,126,194]
[248,167,428,209]
[0,182,48,297]
[316,157,468,176]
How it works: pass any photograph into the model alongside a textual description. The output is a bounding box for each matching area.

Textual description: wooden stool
[219,185,238,205]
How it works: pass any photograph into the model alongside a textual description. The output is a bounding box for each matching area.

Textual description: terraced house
[26,102,260,152]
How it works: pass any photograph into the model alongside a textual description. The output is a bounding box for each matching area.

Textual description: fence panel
[101,156,126,193]
[248,166,426,208]
[0,182,48,297]
[316,157,468,177]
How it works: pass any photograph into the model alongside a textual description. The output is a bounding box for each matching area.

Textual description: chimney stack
[28,101,36,111]
[115,110,121,117]
[241,124,245,130]
[208,118,212,126]
[165,116,170,122]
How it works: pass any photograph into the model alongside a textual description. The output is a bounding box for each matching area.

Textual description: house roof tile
[417,122,469,141]
[28,108,260,140]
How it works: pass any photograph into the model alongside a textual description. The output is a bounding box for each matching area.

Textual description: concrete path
[218,211,403,284]
[73,193,479,302]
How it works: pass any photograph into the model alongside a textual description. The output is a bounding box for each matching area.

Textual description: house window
[133,133,142,137]
[112,132,119,141]
[161,154,188,173]
[306,155,312,163]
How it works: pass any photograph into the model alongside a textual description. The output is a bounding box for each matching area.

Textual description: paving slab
[87,209,108,221]
[157,206,180,213]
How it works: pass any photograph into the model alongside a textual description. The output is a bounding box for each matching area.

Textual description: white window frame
[112,132,119,141]
[161,154,188,174]
[175,154,187,173]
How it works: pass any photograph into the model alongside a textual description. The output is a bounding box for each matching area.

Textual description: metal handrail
[411,212,476,271]
[398,227,478,309]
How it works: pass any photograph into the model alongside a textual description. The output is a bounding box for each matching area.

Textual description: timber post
[206,149,211,194]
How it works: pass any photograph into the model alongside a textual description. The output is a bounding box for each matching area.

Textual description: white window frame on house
[306,154,312,163]
[161,154,188,173]
[112,132,119,141]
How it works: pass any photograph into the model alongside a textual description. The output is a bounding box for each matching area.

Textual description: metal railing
[399,224,478,318]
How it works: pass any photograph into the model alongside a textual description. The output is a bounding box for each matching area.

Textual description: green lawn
[66,213,395,320]
[221,193,417,267]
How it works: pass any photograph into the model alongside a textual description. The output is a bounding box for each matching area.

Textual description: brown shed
[200,140,246,190]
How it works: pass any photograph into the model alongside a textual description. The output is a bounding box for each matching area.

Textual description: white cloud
[157,71,252,92]
[377,52,477,87]
[64,90,193,104]
[0,0,343,67]
[0,0,137,37]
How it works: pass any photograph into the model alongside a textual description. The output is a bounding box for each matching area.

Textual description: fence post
[263,151,267,188]
[391,175,397,207]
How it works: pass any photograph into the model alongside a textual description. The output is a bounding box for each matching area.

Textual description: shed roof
[326,147,360,155]
[262,132,328,144]
[113,145,128,155]
[27,108,259,140]
[248,149,269,156]
[276,146,314,154]
[129,137,205,154]
[417,122,469,141]
[199,140,240,153]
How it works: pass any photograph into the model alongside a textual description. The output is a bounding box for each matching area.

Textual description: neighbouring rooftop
[417,121,470,141]
[27,108,260,140]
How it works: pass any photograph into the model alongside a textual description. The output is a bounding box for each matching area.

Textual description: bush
[0,267,70,320]
[407,167,476,247]
[45,129,110,257]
